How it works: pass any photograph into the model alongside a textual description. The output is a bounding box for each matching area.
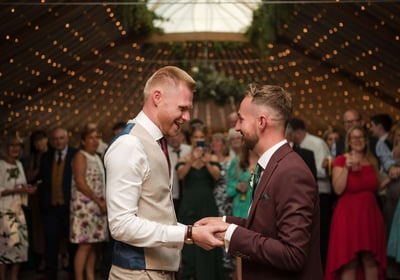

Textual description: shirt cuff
[224,224,238,253]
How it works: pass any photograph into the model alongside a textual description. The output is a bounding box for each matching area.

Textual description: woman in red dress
[325,126,386,280]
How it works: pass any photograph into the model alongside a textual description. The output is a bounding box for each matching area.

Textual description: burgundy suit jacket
[226,143,323,280]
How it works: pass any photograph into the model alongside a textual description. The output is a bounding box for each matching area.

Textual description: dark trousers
[43,205,76,278]
[319,193,333,272]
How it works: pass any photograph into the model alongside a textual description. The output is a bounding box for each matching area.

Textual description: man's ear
[152,90,162,106]
[258,114,268,130]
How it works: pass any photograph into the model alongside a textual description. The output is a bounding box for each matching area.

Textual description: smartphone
[196,140,205,148]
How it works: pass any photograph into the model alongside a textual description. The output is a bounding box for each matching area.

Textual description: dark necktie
[57,151,62,165]
[252,163,263,199]
[160,137,171,176]
[174,149,181,159]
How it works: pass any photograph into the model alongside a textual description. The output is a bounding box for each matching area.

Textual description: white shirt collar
[56,146,68,159]
[379,133,389,141]
[258,139,287,169]
[131,111,163,141]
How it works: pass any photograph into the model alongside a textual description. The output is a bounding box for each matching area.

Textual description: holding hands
[191,217,229,250]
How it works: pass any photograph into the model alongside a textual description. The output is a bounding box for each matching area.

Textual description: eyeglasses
[349,135,365,141]
[343,118,361,125]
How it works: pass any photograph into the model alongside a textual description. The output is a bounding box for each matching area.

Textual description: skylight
[147,0,261,33]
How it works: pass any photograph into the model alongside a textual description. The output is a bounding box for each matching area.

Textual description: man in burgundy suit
[197,84,323,279]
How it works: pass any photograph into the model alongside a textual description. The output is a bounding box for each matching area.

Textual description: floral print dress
[0,160,29,264]
[69,150,108,243]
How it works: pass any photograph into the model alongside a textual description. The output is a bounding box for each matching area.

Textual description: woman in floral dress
[70,126,108,280]
[0,134,37,280]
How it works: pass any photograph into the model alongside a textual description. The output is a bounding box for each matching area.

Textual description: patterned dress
[213,160,233,217]
[69,150,108,243]
[0,160,29,264]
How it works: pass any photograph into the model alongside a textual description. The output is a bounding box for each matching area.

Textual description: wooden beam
[144,32,249,43]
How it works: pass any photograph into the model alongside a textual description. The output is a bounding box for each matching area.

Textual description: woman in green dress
[177,123,225,280]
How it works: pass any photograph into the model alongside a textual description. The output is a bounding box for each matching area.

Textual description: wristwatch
[185,225,194,244]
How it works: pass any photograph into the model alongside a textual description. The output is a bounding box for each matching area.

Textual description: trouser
[109,265,175,280]
[43,205,76,277]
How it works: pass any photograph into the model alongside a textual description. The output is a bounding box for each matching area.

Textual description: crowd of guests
[1,107,400,280]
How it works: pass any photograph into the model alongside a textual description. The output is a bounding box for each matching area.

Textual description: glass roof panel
[147,0,262,33]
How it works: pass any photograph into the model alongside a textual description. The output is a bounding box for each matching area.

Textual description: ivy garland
[116,2,294,106]
[190,65,246,106]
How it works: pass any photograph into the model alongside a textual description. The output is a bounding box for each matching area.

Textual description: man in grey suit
[197,84,323,279]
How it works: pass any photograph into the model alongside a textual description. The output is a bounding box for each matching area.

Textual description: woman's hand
[236,182,247,193]
[94,196,107,213]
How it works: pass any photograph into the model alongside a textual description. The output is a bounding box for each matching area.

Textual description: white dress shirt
[104,111,185,248]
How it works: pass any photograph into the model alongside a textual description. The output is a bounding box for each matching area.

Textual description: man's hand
[191,222,229,250]
[195,216,226,227]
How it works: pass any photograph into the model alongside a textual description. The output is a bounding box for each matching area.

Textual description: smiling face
[143,67,195,138]
[7,138,23,160]
[347,127,367,153]
[81,130,99,155]
[158,81,193,137]
[325,131,340,150]
[235,96,259,151]
[343,110,362,131]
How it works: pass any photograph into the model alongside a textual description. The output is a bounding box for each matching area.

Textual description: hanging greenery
[245,4,295,57]
[117,0,164,37]
[190,64,246,106]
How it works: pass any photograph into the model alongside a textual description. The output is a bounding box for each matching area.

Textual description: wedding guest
[369,114,400,242]
[382,123,400,279]
[210,132,234,276]
[177,124,225,280]
[323,128,340,157]
[325,126,386,279]
[386,123,400,262]
[227,128,243,157]
[210,132,232,217]
[286,123,317,179]
[70,126,108,280]
[289,117,331,269]
[392,124,400,161]
[38,127,78,279]
[226,144,257,280]
[226,144,256,219]
[112,121,126,137]
[335,109,377,157]
[84,123,108,158]
[0,134,37,280]
[24,130,49,272]
[167,130,191,213]
[227,112,239,129]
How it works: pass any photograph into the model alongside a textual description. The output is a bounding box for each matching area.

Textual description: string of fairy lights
[0,1,399,144]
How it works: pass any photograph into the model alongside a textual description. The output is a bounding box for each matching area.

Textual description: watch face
[185,238,194,245]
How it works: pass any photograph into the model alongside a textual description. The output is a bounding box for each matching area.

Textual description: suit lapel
[246,143,292,226]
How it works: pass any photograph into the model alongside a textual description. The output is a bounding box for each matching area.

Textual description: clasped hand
[191,217,229,250]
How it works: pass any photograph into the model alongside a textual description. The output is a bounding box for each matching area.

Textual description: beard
[242,133,258,151]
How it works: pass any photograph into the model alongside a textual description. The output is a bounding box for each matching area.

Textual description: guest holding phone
[177,123,225,280]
